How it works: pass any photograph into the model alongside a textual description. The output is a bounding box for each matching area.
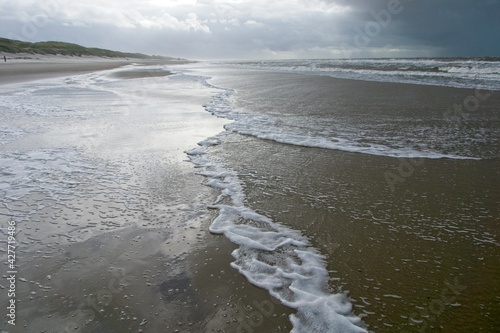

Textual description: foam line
[186,132,368,332]
[201,80,480,160]
[230,58,500,91]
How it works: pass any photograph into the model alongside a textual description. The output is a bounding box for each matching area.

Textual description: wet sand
[0,55,188,85]
[110,69,172,79]
[0,64,294,332]
[2,61,498,333]
[201,70,500,332]
[210,134,499,332]
[13,216,294,333]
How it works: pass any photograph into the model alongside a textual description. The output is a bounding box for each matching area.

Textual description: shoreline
[0,66,296,332]
[0,53,191,85]
[201,66,500,332]
[3,60,496,332]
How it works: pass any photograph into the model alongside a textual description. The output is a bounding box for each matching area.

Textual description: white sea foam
[230,58,500,91]
[189,77,492,329]
[0,148,100,201]
[186,134,367,333]
[201,80,479,160]
[186,81,371,332]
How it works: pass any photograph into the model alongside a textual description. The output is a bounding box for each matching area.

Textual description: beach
[0,54,189,85]
[0,57,499,333]
[188,62,499,332]
[0,58,296,333]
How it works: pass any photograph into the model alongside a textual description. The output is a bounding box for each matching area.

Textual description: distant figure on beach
[3,56,6,62]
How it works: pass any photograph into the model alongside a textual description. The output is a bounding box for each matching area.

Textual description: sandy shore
[3,61,497,332]
[0,64,296,332]
[201,68,500,333]
[0,53,188,85]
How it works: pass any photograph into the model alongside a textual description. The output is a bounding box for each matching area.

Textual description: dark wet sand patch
[9,220,294,333]
[208,132,500,333]
[110,69,172,79]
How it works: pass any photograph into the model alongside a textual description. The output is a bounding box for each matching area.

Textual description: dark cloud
[0,0,498,59]
[330,0,500,57]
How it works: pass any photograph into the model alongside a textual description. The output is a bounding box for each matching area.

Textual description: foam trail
[186,123,367,332]
[201,80,479,160]
[230,58,500,91]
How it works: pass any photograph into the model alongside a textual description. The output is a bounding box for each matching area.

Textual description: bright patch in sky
[0,0,498,59]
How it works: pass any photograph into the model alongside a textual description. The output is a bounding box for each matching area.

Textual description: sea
[1,57,499,333]
[185,57,500,332]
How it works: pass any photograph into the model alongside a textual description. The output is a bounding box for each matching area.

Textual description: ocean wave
[229,58,500,91]
[201,80,480,160]
[186,132,368,333]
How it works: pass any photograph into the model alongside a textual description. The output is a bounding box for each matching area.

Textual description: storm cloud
[0,0,498,59]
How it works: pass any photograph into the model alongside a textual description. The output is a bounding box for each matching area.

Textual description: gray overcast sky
[1,0,499,59]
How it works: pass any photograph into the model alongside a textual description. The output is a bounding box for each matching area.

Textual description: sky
[0,0,499,60]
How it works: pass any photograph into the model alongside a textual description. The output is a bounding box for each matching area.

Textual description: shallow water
[185,63,499,332]
[0,65,248,332]
[1,61,498,332]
